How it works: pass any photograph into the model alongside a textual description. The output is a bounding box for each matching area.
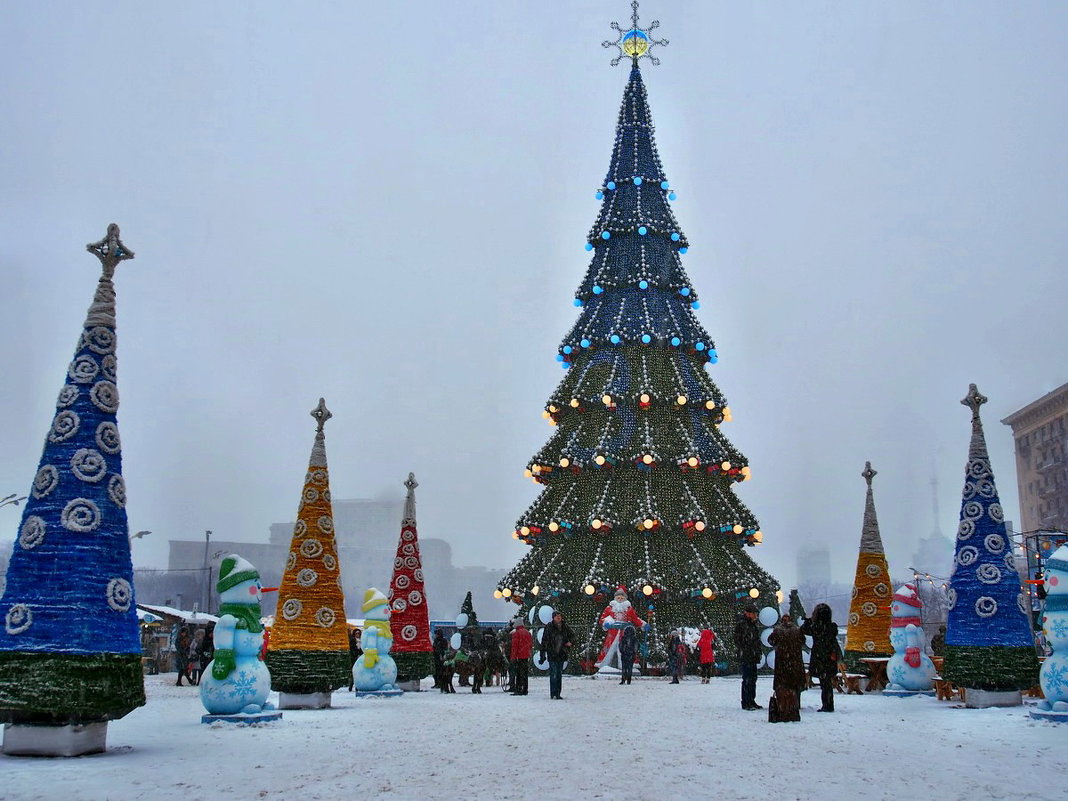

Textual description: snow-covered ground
[3,673,1064,801]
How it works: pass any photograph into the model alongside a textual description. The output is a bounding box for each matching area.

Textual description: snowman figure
[886,583,936,693]
[199,555,273,715]
[352,588,398,693]
[1036,545,1068,714]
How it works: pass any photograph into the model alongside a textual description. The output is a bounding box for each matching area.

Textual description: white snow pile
[3,673,1063,801]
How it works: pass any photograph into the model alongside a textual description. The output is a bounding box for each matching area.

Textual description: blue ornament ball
[638,280,648,290]
[679,287,691,297]
[601,231,611,240]
[574,298,583,307]
[563,345,573,354]
[607,181,616,190]
[638,226,647,236]
[670,336,681,347]
[555,354,563,362]
[641,334,652,344]
[691,301,701,310]
[660,181,670,190]
[596,191,604,200]
[670,232,680,242]
[679,247,688,254]
[580,339,591,348]
[695,342,705,351]
[592,285,603,295]
[610,334,621,345]
[668,192,677,201]
[585,242,593,251]
[633,176,642,185]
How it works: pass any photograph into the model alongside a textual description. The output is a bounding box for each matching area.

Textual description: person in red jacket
[510,619,533,695]
[698,628,716,684]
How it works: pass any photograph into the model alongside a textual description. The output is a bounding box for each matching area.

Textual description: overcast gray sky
[2,2,1067,591]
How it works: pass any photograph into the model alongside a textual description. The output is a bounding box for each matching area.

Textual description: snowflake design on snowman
[1037,546,1068,714]
[199,555,274,716]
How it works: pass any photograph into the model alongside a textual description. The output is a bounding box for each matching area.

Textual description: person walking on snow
[800,603,841,712]
[697,628,716,683]
[539,610,574,699]
[733,603,763,710]
[510,619,533,695]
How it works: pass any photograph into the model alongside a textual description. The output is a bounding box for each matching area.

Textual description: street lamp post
[202,530,212,613]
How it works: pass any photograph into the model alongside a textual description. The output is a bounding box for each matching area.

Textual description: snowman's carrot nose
[261,587,279,593]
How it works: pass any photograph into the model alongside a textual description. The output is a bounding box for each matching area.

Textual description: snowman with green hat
[199,555,274,717]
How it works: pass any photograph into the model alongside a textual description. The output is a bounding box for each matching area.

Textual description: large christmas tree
[0,225,145,726]
[498,7,778,668]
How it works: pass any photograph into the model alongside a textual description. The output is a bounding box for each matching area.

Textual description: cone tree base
[0,652,145,724]
[2,721,107,757]
[883,688,935,697]
[942,644,1039,691]
[278,692,331,709]
[266,650,350,695]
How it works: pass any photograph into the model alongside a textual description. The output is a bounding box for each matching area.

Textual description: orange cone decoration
[844,462,893,671]
[265,399,350,695]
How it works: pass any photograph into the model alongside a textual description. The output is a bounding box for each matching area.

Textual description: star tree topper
[86,223,135,278]
[603,1,668,66]
[311,397,332,432]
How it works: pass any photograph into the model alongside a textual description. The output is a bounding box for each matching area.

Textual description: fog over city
[3,2,1067,594]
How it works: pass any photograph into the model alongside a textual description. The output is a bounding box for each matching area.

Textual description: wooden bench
[838,664,865,694]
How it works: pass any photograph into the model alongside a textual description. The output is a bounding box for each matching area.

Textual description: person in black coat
[733,604,763,710]
[538,611,574,699]
[800,603,841,712]
[432,629,448,689]
[618,625,637,685]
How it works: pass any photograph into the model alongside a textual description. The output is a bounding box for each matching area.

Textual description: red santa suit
[596,589,646,670]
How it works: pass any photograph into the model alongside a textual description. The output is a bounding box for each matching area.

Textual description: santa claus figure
[596,587,647,671]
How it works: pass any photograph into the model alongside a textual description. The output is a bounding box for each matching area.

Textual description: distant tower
[911,472,953,577]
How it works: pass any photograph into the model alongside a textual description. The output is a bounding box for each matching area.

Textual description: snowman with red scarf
[885,583,936,693]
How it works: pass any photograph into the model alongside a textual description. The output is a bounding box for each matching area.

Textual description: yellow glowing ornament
[694,521,706,532]
[642,454,654,464]
[643,518,655,530]
[602,394,613,405]
[584,584,596,595]
[701,588,713,599]
[523,469,532,478]
[749,588,760,598]
[591,519,603,529]
[494,589,503,599]
[520,526,530,536]
[502,588,512,598]
[569,398,580,408]
[776,589,785,604]
[622,29,650,59]
[548,521,559,532]
[531,585,540,596]
[705,400,716,410]
[559,458,570,468]
[548,405,558,413]
[642,584,653,596]
[640,393,651,404]
[721,461,731,471]
[687,456,698,468]
[732,524,744,534]
[676,395,687,405]
[594,455,606,465]
[753,530,763,543]
[541,410,550,419]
